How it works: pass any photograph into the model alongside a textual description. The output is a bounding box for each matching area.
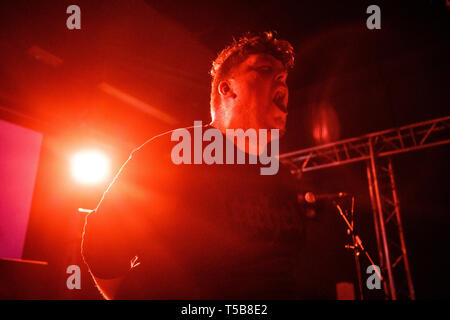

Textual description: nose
[275,71,288,86]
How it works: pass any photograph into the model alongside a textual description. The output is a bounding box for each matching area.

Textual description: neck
[210,119,267,156]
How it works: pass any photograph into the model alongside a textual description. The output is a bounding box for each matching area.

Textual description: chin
[265,118,287,139]
[278,127,287,137]
[273,125,286,139]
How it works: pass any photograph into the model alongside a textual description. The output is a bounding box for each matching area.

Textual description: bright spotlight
[70,150,110,184]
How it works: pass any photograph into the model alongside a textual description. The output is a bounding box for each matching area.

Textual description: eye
[258,65,273,73]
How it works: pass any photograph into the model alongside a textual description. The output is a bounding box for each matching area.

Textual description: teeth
[273,90,287,112]
[274,91,285,103]
[274,91,284,102]
[274,93,285,105]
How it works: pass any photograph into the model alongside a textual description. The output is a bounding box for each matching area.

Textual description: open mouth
[273,90,288,113]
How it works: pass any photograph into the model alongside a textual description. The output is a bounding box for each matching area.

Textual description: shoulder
[131,124,206,154]
[127,123,209,161]
[113,124,206,180]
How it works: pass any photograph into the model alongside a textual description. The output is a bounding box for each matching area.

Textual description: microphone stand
[333,196,382,300]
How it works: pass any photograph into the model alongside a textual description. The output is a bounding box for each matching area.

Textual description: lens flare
[70,150,110,184]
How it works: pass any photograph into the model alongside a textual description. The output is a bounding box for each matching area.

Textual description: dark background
[0,0,448,299]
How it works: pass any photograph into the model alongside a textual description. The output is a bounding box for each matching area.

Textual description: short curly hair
[210,31,295,120]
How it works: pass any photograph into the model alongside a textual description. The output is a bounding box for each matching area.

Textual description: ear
[218,80,235,98]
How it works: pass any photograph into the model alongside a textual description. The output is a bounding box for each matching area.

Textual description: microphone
[298,191,349,204]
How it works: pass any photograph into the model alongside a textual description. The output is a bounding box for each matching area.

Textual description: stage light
[70,150,110,184]
[312,103,340,144]
[304,191,317,204]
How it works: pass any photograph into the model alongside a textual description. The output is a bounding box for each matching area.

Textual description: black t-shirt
[82,125,304,299]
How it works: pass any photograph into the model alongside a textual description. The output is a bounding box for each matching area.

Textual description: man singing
[82,31,303,299]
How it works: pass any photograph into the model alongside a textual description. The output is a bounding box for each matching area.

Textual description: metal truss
[280,116,450,174]
[366,155,415,299]
[280,115,450,300]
